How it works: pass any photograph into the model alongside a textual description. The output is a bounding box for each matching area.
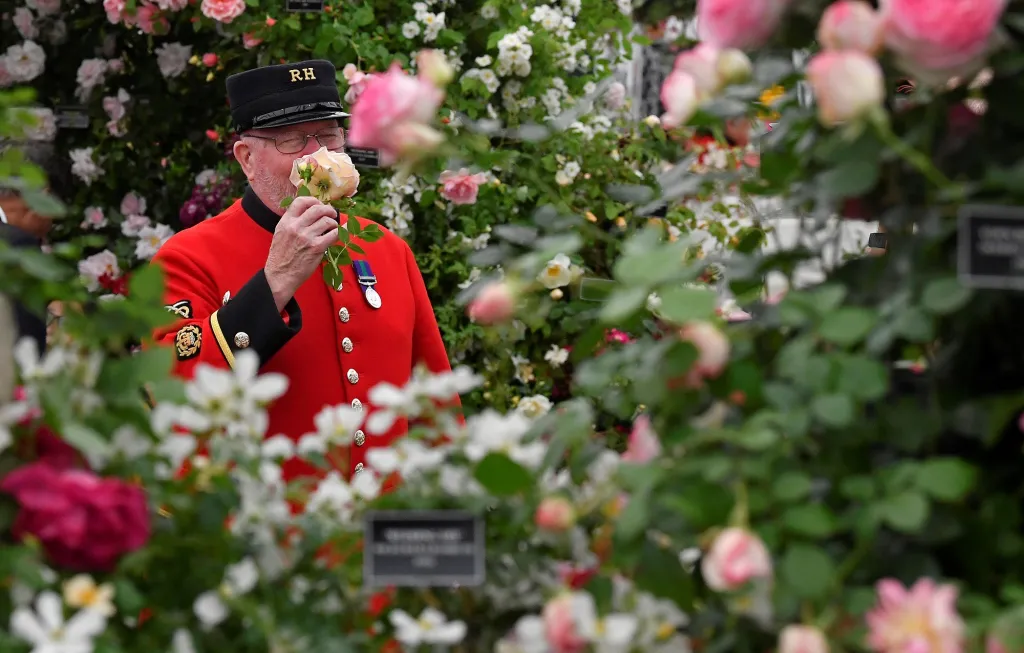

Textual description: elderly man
[152,60,456,482]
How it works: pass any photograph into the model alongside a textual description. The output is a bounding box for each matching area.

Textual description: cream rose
[289,146,360,201]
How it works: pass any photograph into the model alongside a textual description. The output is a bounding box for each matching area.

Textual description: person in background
[0,142,62,354]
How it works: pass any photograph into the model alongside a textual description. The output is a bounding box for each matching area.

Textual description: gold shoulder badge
[166,299,193,319]
[175,324,202,360]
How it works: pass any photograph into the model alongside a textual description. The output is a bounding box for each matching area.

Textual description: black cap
[226,59,349,132]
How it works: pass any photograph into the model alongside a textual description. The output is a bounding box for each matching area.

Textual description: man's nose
[299,137,320,155]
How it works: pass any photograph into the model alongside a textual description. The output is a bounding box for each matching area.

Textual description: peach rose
[697,0,792,50]
[806,50,885,126]
[701,527,772,591]
[780,625,830,653]
[534,497,576,533]
[289,146,360,201]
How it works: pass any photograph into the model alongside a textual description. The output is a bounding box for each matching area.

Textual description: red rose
[1,461,151,571]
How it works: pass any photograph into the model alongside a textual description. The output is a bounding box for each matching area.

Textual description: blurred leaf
[811,393,854,427]
[817,307,876,346]
[921,278,971,315]
[473,453,533,496]
[772,472,813,502]
[782,504,837,537]
[781,544,836,599]
[599,287,649,323]
[656,286,717,324]
[879,491,930,532]
[635,540,696,610]
[915,458,977,502]
[21,189,67,218]
[62,422,112,458]
[819,159,880,198]
[833,355,888,401]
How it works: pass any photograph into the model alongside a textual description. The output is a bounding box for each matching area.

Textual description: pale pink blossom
[865,578,964,653]
[120,214,151,237]
[439,169,487,205]
[678,320,730,383]
[14,8,38,40]
[347,61,445,165]
[673,44,723,97]
[660,70,699,129]
[701,527,772,591]
[541,594,587,653]
[621,415,662,463]
[881,0,1008,84]
[806,50,885,126]
[416,49,453,87]
[242,32,263,49]
[75,59,108,98]
[818,1,885,54]
[201,0,246,23]
[467,281,515,325]
[780,625,829,653]
[154,0,187,10]
[342,63,374,104]
[106,58,124,74]
[534,497,576,533]
[697,0,792,50]
[120,192,147,217]
[77,250,121,292]
[103,88,130,122]
[103,0,126,23]
[80,207,107,230]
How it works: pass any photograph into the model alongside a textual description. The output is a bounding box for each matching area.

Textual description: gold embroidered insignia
[175,324,202,360]
[166,299,193,319]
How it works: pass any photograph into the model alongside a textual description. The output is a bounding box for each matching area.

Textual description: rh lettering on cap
[289,67,316,82]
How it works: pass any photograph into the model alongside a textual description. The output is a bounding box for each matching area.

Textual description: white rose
[289,146,360,201]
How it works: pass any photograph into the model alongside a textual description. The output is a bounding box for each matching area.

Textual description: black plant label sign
[958,204,1024,290]
[344,146,380,168]
[286,0,323,12]
[55,106,90,130]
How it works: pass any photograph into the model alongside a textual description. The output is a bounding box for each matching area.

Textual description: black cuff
[210,270,301,367]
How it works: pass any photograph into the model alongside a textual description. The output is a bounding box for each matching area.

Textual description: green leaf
[915,458,977,502]
[811,285,847,314]
[817,307,876,346]
[819,159,880,198]
[296,185,311,197]
[781,544,836,599]
[346,215,362,234]
[737,427,779,450]
[893,307,934,342]
[280,196,294,208]
[614,491,650,541]
[322,264,343,289]
[348,243,365,255]
[811,393,854,427]
[21,189,67,218]
[772,472,813,502]
[879,491,930,532]
[335,248,353,267]
[599,287,649,323]
[782,504,837,537]
[61,423,111,458]
[921,278,971,315]
[473,453,533,496]
[114,579,145,613]
[833,355,889,401]
[634,540,696,610]
[656,286,718,324]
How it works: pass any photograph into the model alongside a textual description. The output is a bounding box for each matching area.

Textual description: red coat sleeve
[403,242,463,421]
[151,243,302,376]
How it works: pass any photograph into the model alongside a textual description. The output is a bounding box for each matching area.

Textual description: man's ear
[234,138,255,179]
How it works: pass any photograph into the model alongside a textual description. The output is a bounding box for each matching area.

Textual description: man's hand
[265,196,339,312]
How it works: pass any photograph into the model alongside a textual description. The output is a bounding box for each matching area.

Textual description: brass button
[338,307,350,323]
[351,399,363,410]
[354,463,364,473]
[341,337,353,353]
[354,430,365,446]
[234,332,250,348]
[346,369,359,384]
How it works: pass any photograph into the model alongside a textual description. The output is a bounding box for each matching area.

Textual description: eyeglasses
[242,129,345,154]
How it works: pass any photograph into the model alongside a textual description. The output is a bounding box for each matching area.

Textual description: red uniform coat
[151,187,456,482]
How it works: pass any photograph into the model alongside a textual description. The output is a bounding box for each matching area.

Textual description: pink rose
[660,70,699,128]
[780,625,830,653]
[818,1,885,54]
[621,414,662,463]
[881,0,1007,84]
[120,191,146,216]
[534,497,576,533]
[439,169,487,205]
[700,527,772,591]
[347,62,445,165]
[673,44,724,96]
[202,52,218,67]
[467,281,515,325]
[678,320,730,383]
[697,0,792,50]
[201,0,245,23]
[242,32,263,49]
[866,579,964,653]
[542,594,587,653]
[102,0,126,23]
[1,461,150,571]
[806,50,885,126]
[342,63,374,104]
[136,2,167,34]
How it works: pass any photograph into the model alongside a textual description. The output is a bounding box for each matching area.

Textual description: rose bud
[779,625,830,653]
[660,70,699,128]
[806,50,885,127]
[678,320,730,382]
[467,281,516,325]
[817,1,884,55]
[716,48,753,85]
[416,49,454,88]
[535,496,576,533]
[701,527,772,591]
